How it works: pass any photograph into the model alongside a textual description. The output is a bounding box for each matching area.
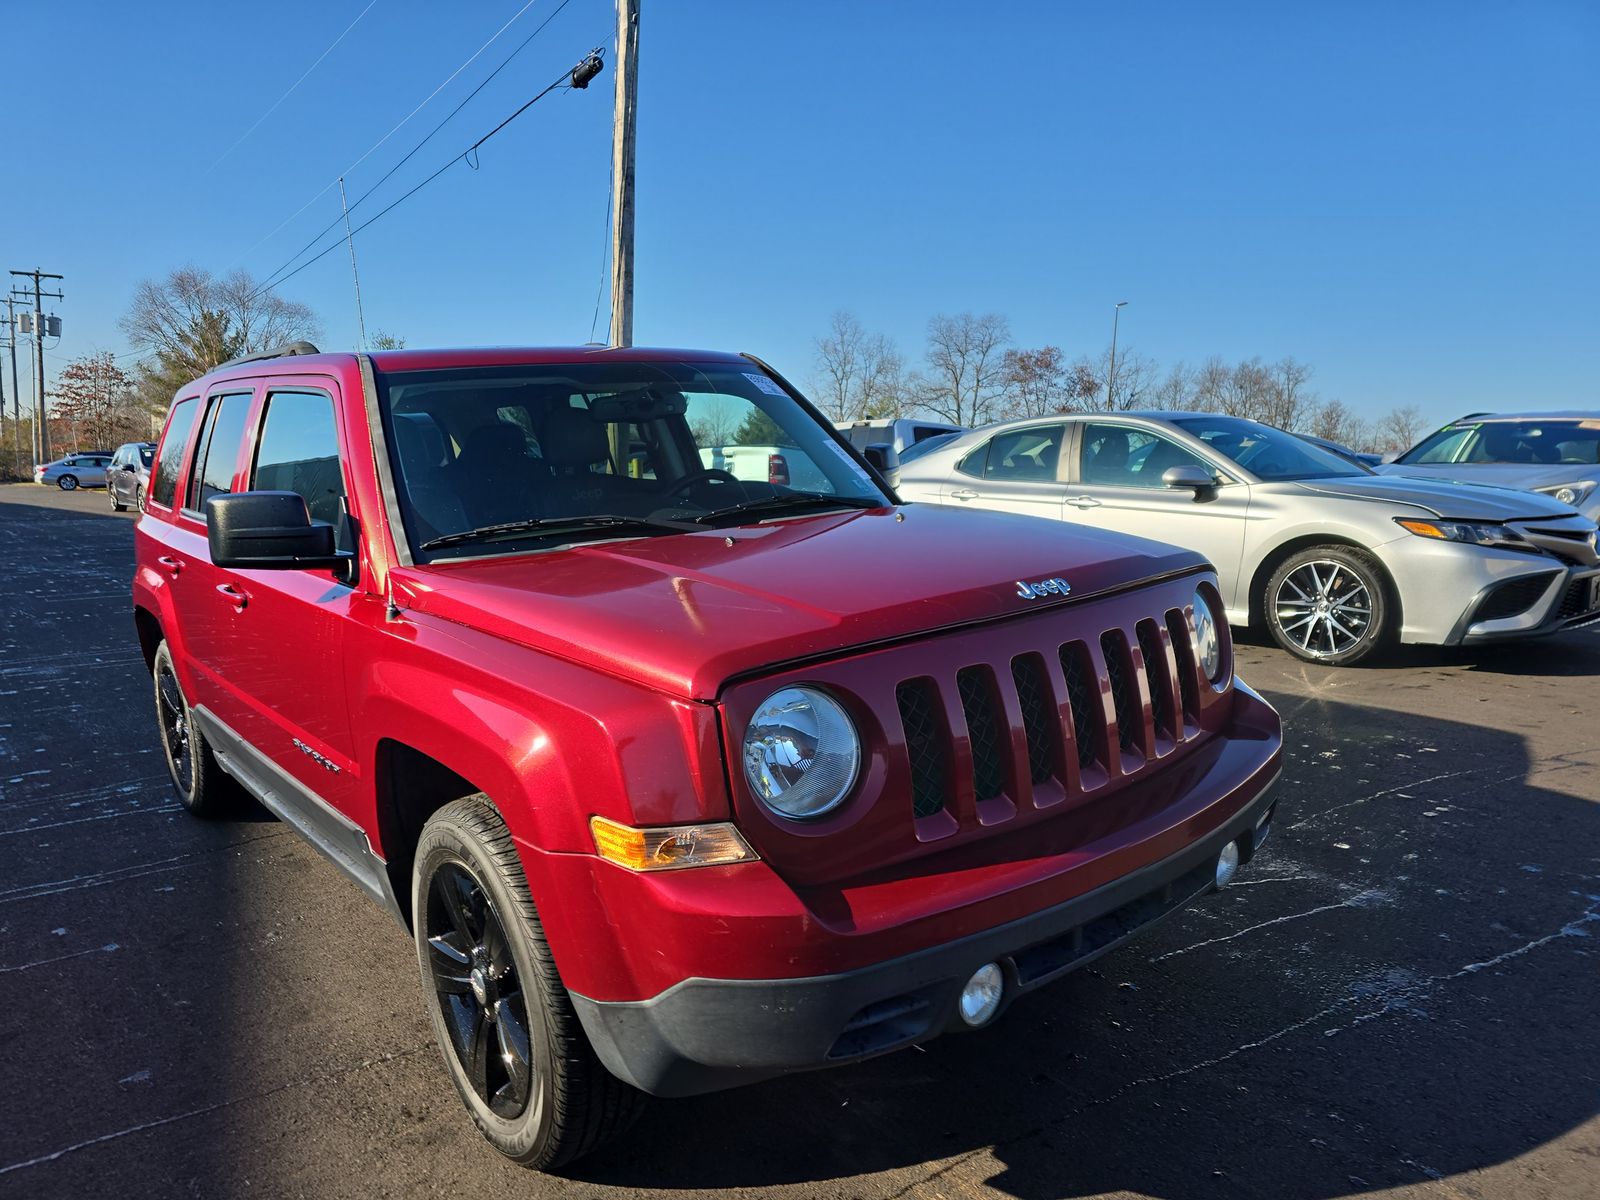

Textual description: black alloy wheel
[151,640,232,816]
[424,861,535,1119]
[155,655,193,788]
[412,797,642,1170]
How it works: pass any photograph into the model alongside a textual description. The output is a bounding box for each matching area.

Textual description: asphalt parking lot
[1,481,1596,1200]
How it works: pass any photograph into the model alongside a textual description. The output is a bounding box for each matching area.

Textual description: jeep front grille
[899,603,1212,822]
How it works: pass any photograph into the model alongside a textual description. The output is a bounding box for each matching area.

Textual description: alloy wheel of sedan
[424,861,535,1119]
[1265,545,1391,665]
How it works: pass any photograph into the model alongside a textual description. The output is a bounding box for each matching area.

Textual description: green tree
[369,331,406,350]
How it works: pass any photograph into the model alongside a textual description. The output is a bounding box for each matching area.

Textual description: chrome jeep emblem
[1015,576,1071,600]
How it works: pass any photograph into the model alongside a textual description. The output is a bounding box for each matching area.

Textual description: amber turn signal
[590,816,758,872]
[1397,519,1448,539]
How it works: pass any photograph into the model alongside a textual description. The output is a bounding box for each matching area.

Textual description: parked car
[107,441,156,511]
[34,451,113,490]
[1296,431,1382,468]
[135,344,1282,1169]
[897,412,1600,665]
[1379,411,1600,524]
[837,416,964,454]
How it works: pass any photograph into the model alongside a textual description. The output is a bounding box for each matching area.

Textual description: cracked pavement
[2,483,1596,1199]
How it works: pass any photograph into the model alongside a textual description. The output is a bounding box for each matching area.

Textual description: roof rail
[214,341,321,371]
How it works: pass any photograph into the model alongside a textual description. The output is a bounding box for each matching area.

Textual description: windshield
[1169,415,1368,480]
[375,360,887,560]
[1396,419,1600,466]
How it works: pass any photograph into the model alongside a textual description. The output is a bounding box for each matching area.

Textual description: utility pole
[3,296,21,476]
[1106,300,1128,411]
[10,269,64,464]
[338,176,369,350]
[608,0,639,347]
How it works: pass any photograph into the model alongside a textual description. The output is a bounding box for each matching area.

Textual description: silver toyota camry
[897,412,1600,664]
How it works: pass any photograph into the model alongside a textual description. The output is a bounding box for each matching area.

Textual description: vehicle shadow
[568,689,1599,1197]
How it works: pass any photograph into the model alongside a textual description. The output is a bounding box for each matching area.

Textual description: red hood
[390,505,1206,700]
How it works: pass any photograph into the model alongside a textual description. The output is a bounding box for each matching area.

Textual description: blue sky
[2,0,1595,426]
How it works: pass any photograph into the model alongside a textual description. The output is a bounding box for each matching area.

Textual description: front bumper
[1449,565,1600,644]
[571,773,1278,1098]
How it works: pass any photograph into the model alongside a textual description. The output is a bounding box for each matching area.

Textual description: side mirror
[206,491,340,570]
[862,442,900,475]
[1162,465,1220,495]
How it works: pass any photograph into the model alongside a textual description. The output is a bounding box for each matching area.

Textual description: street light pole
[1106,300,1128,411]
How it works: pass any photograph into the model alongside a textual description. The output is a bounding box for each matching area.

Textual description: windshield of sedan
[1395,419,1600,466]
[1168,415,1368,481]
[375,360,887,560]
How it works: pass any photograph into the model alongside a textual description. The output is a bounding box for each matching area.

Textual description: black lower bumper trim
[570,777,1279,1097]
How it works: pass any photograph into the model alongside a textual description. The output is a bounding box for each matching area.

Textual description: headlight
[743,686,860,820]
[1533,482,1595,509]
[1395,518,1533,551]
[1192,590,1228,689]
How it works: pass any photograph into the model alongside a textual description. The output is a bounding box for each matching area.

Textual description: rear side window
[250,390,348,546]
[150,398,199,509]
[186,392,254,515]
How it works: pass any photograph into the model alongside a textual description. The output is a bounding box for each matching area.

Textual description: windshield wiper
[421,513,701,552]
[690,491,884,525]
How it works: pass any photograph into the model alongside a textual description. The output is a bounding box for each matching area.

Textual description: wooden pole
[608,0,639,348]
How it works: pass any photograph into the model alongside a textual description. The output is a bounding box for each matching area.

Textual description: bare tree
[120,266,321,411]
[921,312,1012,426]
[1311,398,1374,451]
[369,331,406,350]
[51,352,142,449]
[1076,345,1157,411]
[1258,358,1316,432]
[1151,362,1193,410]
[812,311,864,421]
[1378,405,1427,454]
[856,331,906,418]
[1000,346,1072,418]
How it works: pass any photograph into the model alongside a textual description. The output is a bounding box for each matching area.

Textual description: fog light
[958,963,1004,1027]
[1215,840,1241,888]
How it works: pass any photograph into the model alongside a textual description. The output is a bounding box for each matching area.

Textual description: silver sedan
[897,412,1600,664]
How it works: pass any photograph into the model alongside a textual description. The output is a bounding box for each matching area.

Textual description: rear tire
[152,640,233,816]
[1263,545,1392,666]
[135,485,146,512]
[110,485,128,512]
[413,796,643,1171]
[57,475,78,491]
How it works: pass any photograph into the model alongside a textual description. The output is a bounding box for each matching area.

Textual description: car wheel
[1264,546,1391,666]
[413,796,643,1171]
[110,485,128,512]
[152,641,232,816]
[57,475,78,491]
[135,485,146,513]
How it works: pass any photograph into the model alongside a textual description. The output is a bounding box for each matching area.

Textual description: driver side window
[1078,423,1208,488]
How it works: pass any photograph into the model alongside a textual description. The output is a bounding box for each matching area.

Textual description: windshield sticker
[743,372,786,397]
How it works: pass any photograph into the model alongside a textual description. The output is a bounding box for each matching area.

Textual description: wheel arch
[372,739,495,930]
[133,605,164,673]
[1247,533,1403,630]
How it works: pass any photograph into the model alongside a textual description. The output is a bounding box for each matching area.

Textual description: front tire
[152,640,232,815]
[57,475,78,491]
[413,797,642,1171]
[1264,546,1391,665]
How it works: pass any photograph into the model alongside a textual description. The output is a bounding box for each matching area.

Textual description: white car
[34,452,113,490]
[897,411,1600,665]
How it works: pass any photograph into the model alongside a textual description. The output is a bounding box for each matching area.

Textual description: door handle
[216,583,250,612]
[157,555,185,578]
[1066,496,1102,509]
[949,489,980,501]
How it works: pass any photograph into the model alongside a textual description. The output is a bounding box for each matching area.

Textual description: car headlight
[1395,518,1533,551]
[743,686,860,820]
[1192,590,1228,689]
[1533,481,1595,509]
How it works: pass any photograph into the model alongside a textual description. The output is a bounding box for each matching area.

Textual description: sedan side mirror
[1162,465,1220,496]
[206,491,340,570]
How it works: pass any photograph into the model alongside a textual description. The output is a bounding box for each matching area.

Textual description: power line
[253,0,576,297]
[246,49,604,304]
[242,0,551,258]
[208,0,383,174]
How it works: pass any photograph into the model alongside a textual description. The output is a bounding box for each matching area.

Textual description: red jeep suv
[132,344,1282,1169]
